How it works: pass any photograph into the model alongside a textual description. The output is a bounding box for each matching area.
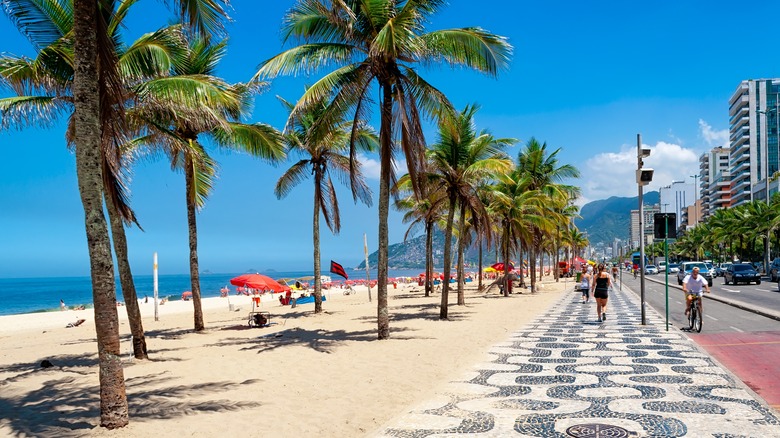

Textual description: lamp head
[640,148,651,158]
[637,168,654,186]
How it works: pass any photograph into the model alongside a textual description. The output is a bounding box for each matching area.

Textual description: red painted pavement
[695,331,780,412]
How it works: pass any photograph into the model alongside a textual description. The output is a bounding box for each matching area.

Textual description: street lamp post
[636,134,653,325]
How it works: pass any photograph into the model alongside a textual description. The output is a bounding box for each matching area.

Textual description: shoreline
[0,277,572,437]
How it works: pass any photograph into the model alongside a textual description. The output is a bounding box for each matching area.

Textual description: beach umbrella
[490,262,514,271]
[229,274,291,293]
[484,266,497,273]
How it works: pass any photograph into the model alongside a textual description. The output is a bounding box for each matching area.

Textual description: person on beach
[579,266,592,303]
[590,263,612,322]
[60,299,65,311]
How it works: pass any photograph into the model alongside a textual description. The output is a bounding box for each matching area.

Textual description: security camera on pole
[636,134,653,325]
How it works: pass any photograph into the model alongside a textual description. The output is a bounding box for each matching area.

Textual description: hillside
[574,191,658,246]
[356,192,658,268]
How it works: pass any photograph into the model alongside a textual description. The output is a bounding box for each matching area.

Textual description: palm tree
[395,176,445,297]
[516,138,580,292]
[255,0,511,339]
[66,0,231,427]
[274,93,375,313]
[425,105,512,315]
[491,168,547,296]
[131,36,285,331]
[0,0,191,362]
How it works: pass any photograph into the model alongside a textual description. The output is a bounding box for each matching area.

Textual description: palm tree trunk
[73,0,128,427]
[313,171,323,313]
[529,237,537,293]
[425,220,433,297]
[185,155,204,331]
[106,196,147,359]
[478,240,483,291]
[502,221,510,297]
[440,192,457,319]
[456,202,466,305]
[376,83,393,339]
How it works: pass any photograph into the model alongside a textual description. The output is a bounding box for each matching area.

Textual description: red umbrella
[491,262,514,271]
[229,274,291,293]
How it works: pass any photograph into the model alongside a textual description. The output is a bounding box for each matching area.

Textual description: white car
[644,265,659,275]
[668,263,680,274]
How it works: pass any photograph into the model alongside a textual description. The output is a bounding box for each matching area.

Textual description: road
[615,269,780,412]
[618,270,780,332]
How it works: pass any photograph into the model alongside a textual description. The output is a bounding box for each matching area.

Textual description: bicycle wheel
[688,306,696,331]
[693,303,703,333]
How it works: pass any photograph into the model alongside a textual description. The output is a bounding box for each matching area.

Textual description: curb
[643,275,780,322]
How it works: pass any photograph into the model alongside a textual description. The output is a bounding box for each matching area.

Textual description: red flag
[330,260,348,280]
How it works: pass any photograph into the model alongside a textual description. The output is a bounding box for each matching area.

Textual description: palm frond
[2,0,72,49]
[0,94,70,129]
[211,122,285,162]
[282,0,354,44]
[119,25,184,83]
[253,43,358,81]
[274,159,311,199]
[421,27,512,76]
[172,0,230,39]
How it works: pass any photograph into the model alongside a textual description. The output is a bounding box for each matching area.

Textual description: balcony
[729,126,749,142]
[731,160,750,174]
[729,95,750,116]
[729,106,749,125]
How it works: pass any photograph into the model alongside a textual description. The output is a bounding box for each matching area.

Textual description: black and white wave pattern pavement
[376,286,780,437]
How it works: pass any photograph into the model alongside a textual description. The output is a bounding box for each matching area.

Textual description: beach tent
[230,274,291,293]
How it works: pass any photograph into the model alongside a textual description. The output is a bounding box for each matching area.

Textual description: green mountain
[356,192,659,268]
[356,229,482,269]
[574,191,659,246]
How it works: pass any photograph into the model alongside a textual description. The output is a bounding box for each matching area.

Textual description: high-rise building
[728,79,780,207]
[630,204,661,247]
[659,181,694,228]
[699,147,730,219]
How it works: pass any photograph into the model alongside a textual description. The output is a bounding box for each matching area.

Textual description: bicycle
[687,294,703,333]
[343,285,356,295]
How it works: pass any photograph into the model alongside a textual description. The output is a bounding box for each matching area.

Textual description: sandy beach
[0,277,570,437]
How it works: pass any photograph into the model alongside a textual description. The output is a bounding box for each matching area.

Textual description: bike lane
[695,330,780,413]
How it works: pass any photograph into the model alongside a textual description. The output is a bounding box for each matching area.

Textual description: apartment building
[699,147,730,219]
[728,79,780,207]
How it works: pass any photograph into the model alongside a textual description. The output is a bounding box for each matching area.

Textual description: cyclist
[682,266,710,316]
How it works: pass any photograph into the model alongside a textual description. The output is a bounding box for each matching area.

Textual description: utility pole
[636,134,653,325]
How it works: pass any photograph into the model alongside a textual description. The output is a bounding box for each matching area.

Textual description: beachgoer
[144,295,148,303]
[682,266,710,316]
[611,265,618,282]
[590,263,612,322]
[60,299,65,311]
[579,266,592,303]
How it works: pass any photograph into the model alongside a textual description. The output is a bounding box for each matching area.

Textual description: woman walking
[591,263,613,322]
[579,265,592,303]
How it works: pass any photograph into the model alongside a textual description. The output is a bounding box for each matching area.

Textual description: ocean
[0,269,425,316]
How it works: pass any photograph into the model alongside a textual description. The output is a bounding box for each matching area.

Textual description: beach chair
[248,311,270,328]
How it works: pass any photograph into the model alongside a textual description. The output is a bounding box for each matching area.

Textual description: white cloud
[698,119,728,146]
[579,140,699,203]
[357,153,406,180]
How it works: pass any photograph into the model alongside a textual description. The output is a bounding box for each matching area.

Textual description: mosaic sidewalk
[376,286,780,437]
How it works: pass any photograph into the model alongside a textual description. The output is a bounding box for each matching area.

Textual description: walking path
[375,283,780,437]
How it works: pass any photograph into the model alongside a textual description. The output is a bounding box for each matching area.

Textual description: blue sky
[1,0,778,278]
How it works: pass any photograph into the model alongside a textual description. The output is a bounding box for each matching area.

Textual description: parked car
[658,261,667,272]
[676,261,714,286]
[770,258,780,282]
[704,262,717,278]
[644,265,659,275]
[716,263,733,277]
[668,263,680,274]
[724,263,761,285]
